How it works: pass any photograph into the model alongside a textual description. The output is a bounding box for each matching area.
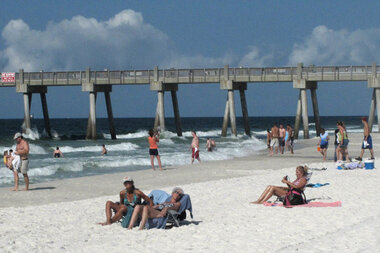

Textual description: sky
[0,0,380,119]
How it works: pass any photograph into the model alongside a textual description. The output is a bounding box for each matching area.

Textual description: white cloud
[0,10,171,71]
[238,46,274,67]
[0,10,276,72]
[288,25,380,66]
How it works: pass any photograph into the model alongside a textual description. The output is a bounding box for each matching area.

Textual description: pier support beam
[220,73,248,137]
[82,68,114,140]
[310,88,321,136]
[16,69,52,136]
[87,92,97,139]
[23,93,32,130]
[40,93,52,137]
[368,89,376,132]
[150,79,181,135]
[221,96,230,137]
[300,89,309,139]
[104,91,116,139]
[157,91,165,131]
[239,85,251,136]
[368,63,380,132]
[171,90,182,136]
[294,90,302,139]
[293,77,318,139]
[228,90,237,136]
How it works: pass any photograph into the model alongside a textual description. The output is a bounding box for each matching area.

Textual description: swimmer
[53,147,64,158]
[101,144,107,156]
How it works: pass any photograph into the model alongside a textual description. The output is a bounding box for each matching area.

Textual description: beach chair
[274,172,312,203]
[145,193,193,229]
[166,194,193,227]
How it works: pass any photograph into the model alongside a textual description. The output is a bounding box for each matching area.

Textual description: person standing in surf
[148,129,162,170]
[190,131,201,164]
[101,144,107,156]
[13,133,30,191]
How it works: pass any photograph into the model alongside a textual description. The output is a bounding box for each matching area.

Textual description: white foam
[59,142,139,153]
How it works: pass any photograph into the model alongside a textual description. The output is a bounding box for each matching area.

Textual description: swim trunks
[270,138,278,147]
[20,159,29,174]
[279,137,285,147]
[362,135,373,149]
[192,148,199,159]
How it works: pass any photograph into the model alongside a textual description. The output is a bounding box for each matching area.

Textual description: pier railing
[1,65,378,87]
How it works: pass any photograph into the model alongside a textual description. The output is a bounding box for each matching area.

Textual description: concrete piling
[221,96,230,137]
[294,90,302,139]
[105,91,116,139]
[368,89,376,132]
[239,86,251,137]
[171,90,182,136]
[300,89,309,139]
[40,93,51,137]
[310,88,321,136]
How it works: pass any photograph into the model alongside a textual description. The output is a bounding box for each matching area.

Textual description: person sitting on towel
[98,177,152,226]
[250,166,308,204]
[128,187,183,230]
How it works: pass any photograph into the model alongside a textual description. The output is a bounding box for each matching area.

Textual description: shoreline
[0,132,375,208]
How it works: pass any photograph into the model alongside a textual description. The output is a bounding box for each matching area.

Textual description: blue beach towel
[148,190,171,205]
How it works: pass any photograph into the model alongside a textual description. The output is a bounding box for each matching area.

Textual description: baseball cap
[13,132,22,140]
[122,176,133,184]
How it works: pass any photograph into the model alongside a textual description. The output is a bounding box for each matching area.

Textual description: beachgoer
[279,124,286,154]
[128,187,183,230]
[336,121,350,161]
[286,124,294,154]
[206,138,216,152]
[98,177,152,226]
[270,124,279,156]
[318,128,329,161]
[148,129,162,170]
[356,117,374,161]
[334,129,339,162]
[250,165,308,204]
[4,149,21,191]
[53,147,64,158]
[190,131,201,164]
[266,129,272,155]
[13,133,29,191]
[101,144,107,156]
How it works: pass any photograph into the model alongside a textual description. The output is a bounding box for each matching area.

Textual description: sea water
[0,116,369,187]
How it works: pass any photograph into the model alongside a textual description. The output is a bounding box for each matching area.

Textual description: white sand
[0,133,379,252]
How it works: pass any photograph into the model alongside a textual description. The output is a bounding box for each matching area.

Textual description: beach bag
[283,188,306,206]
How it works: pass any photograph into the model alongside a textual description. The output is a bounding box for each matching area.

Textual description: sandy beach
[0,132,379,252]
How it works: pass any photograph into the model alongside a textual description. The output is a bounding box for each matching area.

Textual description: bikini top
[124,192,141,207]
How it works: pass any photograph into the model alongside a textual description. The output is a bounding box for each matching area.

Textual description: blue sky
[0,0,379,119]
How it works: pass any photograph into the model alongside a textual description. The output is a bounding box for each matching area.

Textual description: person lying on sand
[250,166,308,204]
[128,187,183,230]
[98,177,152,226]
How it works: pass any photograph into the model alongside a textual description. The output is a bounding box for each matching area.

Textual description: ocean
[0,116,371,187]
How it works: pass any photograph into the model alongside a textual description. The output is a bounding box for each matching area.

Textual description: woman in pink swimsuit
[250,166,308,204]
